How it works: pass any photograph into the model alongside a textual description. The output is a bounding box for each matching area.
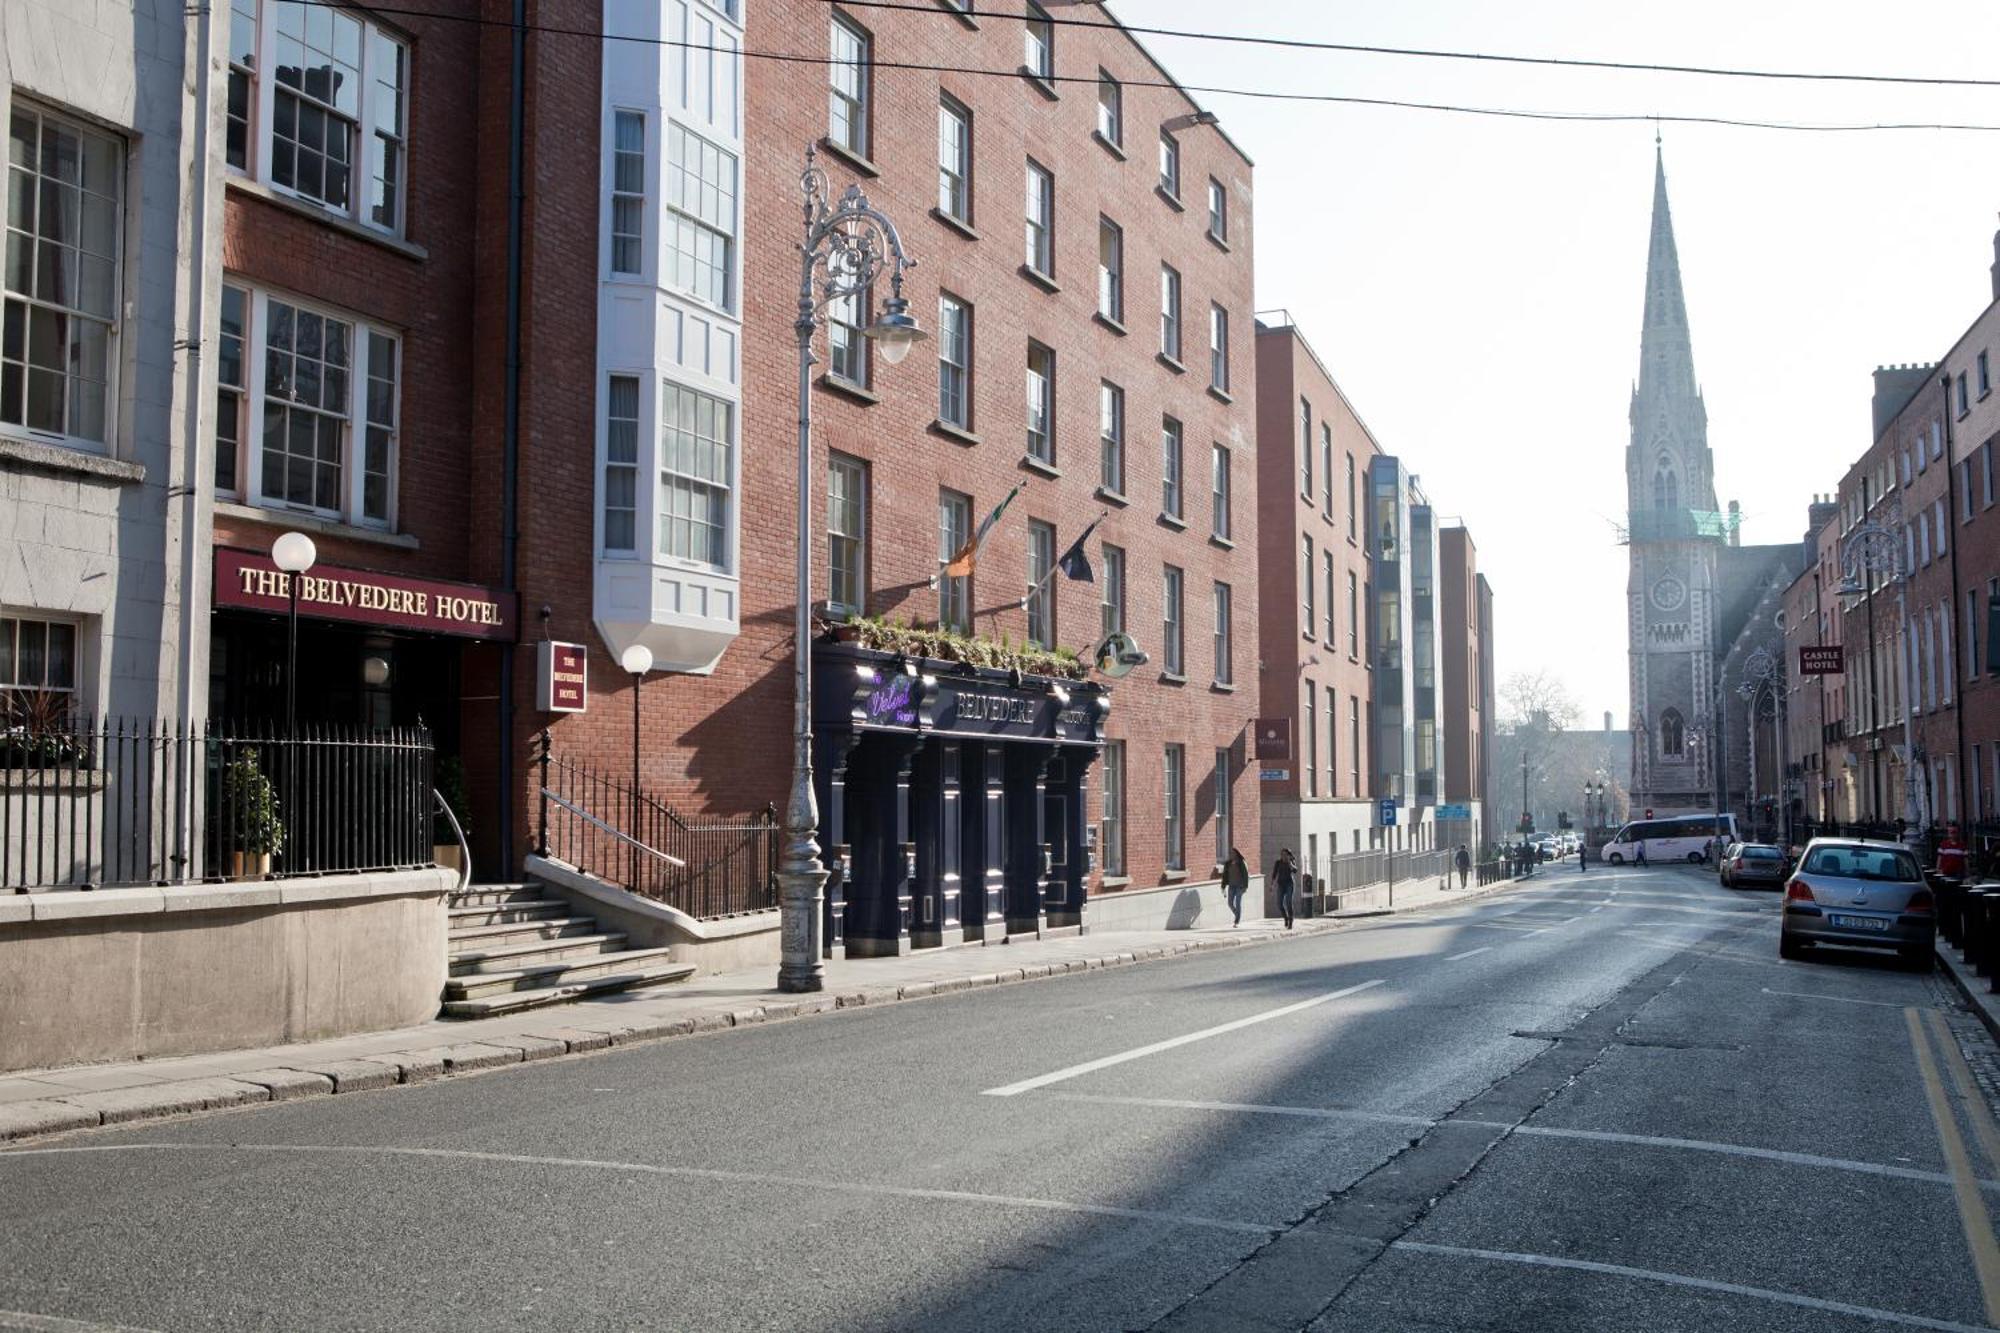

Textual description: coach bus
[1600,813,1739,865]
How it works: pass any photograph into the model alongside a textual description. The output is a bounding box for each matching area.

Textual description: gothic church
[1627,146,1801,817]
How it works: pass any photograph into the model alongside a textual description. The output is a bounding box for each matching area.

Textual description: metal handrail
[432,787,472,894]
[539,787,687,869]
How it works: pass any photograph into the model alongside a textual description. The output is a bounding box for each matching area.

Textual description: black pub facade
[812,642,1109,957]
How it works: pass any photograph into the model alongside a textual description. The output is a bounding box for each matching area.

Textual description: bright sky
[1130,0,2000,728]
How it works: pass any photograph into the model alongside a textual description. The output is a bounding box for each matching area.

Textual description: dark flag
[1057,514,1106,583]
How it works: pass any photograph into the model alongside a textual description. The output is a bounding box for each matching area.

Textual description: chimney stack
[1872,363,1935,439]
[1604,710,1612,732]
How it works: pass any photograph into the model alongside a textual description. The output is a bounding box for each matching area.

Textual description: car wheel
[1608,853,1624,865]
[1687,852,1705,864]
[1779,935,1805,960]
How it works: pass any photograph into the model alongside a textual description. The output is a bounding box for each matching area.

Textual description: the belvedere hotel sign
[214,548,520,641]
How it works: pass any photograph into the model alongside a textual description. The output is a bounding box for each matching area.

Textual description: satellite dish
[1093,631,1148,679]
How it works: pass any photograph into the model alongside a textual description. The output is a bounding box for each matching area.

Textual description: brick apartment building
[172,1,1258,949]
[1252,319,1379,877]
[744,0,1260,945]
[1252,316,1490,884]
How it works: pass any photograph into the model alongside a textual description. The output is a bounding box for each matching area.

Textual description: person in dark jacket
[1223,848,1250,926]
[1272,849,1297,929]
[1454,844,1471,889]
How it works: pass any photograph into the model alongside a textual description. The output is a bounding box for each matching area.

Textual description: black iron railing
[2,717,434,892]
[534,733,779,919]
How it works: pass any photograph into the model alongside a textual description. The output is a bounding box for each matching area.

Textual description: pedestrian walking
[1635,837,1647,868]
[1454,844,1471,889]
[1272,849,1297,930]
[1223,847,1250,926]
[1577,839,1587,873]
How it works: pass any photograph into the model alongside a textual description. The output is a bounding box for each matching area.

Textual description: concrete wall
[1083,874,1263,933]
[526,855,780,976]
[0,868,452,1073]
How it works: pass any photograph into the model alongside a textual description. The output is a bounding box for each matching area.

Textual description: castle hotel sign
[214,548,520,642]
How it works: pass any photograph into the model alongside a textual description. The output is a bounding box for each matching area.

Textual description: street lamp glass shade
[272,531,317,573]
[361,656,391,687]
[620,644,655,676]
[863,297,927,366]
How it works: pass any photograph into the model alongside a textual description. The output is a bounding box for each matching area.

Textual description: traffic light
[1558,810,1572,829]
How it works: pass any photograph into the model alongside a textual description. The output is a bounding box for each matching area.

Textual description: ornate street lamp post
[779,148,926,993]
[1837,521,1917,833]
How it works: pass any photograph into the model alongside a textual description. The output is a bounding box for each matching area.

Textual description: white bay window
[666,123,736,310]
[212,281,400,528]
[659,381,733,569]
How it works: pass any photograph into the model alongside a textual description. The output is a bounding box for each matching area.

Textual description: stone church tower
[1627,146,1722,814]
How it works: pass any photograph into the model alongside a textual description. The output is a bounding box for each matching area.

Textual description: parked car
[1720,842,1786,888]
[1778,838,1934,967]
[1716,841,1742,880]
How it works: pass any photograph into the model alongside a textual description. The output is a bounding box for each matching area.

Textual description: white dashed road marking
[981,979,1386,1097]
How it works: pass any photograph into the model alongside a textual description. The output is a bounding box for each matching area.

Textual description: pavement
[4,862,1998,1332]
[0,863,1531,1144]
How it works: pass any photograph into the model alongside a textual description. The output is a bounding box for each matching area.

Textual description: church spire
[1638,142,1696,399]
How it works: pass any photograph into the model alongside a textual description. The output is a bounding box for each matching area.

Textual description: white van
[1601,813,1739,865]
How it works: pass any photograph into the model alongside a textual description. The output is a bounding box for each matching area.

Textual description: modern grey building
[1,1,209,722]
[1368,454,1443,850]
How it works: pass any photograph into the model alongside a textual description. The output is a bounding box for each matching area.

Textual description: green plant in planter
[831,614,1088,681]
[223,750,284,857]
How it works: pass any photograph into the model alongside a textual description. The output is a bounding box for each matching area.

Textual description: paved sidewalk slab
[1935,926,2000,1043]
[0,875,1548,1145]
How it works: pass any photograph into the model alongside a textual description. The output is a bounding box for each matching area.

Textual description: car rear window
[1801,846,1920,881]
[1742,847,1781,860]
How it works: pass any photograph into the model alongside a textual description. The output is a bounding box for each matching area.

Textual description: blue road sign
[1378,798,1398,826]
[1437,803,1471,821]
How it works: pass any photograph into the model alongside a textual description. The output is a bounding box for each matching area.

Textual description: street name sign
[1437,803,1471,820]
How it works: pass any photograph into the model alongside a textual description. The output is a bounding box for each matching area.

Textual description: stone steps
[441,882,694,1019]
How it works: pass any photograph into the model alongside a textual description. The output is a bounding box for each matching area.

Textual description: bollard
[1932,874,1961,949]
[1959,889,1983,970]
[1969,890,1995,977]
[1983,892,2000,982]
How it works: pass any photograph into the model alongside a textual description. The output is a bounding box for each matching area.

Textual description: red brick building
[199,1,1258,944]
[1252,318,1379,878]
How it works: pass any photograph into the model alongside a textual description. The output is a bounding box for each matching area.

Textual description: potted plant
[223,750,283,879]
[433,755,470,870]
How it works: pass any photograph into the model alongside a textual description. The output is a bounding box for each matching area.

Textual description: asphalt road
[4,864,1999,1332]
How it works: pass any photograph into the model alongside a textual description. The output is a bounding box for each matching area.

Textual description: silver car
[1778,838,1935,966]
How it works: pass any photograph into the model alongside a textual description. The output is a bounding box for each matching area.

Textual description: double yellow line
[1905,1005,2000,1328]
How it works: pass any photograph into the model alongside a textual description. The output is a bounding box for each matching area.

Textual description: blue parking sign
[1378,799,1398,826]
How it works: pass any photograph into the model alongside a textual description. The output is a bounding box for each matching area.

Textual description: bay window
[659,382,733,568]
[666,124,736,310]
[602,376,639,550]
